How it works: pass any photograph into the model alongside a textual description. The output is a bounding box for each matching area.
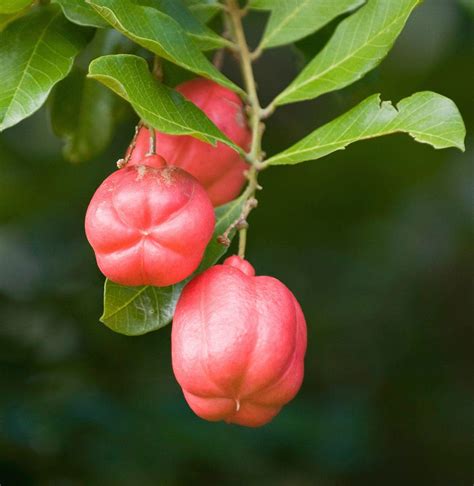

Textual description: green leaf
[50,67,118,162]
[266,92,466,166]
[100,195,246,335]
[88,54,239,150]
[273,0,421,106]
[0,5,92,132]
[257,0,364,49]
[50,30,130,162]
[87,0,241,94]
[184,0,221,23]
[0,0,32,29]
[0,14,13,30]
[0,0,32,14]
[196,195,247,273]
[101,281,183,336]
[0,10,27,30]
[137,0,230,51]
[248,0,274,9]
[53,0,109,28]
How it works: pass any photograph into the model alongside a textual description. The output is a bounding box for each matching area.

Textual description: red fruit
[85,155,215,287]
[172,255,307,427]
[126,78,251,206]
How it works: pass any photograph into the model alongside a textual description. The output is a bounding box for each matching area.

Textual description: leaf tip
[456,140,466,152]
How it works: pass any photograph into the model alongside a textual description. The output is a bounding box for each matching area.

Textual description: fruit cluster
[85,79,307,427]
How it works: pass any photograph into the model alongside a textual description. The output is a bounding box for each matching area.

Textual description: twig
[213,12,234,70]
[117,121,143,168]
[219,0,269,258]
[250,46,263,61]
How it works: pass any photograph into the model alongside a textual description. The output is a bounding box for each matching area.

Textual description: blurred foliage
[0,1,472,484]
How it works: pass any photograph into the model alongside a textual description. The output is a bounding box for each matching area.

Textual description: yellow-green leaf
[267,92,466,166]
[87,0,241,94]
[0,0,32,14]
[100,195,246,335]
[88,54,239,151]
[274,0,421,106]
[257,0,364,49]
[0,5,92,131]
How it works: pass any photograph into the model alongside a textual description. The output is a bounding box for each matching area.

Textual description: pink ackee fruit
[126,78,251,206]
[85,155,215,287]
[172,255,307,427]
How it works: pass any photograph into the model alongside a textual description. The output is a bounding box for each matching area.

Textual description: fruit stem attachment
[225,0,269,257]
[117,121,143,168]
[238,227,247,258]
[147,125,156,155]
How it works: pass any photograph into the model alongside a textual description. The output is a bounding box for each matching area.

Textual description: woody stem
[225,0,266,258]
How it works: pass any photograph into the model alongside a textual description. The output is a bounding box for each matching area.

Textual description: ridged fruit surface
[127,78,251,206]
[85,156,215,287]
[172,255,307,427]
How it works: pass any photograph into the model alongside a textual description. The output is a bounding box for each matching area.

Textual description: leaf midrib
[262,0,309,47]
[89,72,216,141]
[269,126,458,164]
[91,2,208,75]
[3,10,60,124]
[102,284,150,321]
[275,3,416,103]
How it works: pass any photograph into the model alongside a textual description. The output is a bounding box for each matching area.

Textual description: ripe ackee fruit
[85,155,215,287]
[126,78,251,207]
[172,255,307,427]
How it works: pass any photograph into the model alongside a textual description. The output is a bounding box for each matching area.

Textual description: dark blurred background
[0,1,472,484]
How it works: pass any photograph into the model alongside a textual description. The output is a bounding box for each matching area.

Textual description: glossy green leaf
[257,0,364,49]
[137,0,229,51]
[274,0,421,106]
[0,14,13,30]
[267,92,466,166]
[88,54,239,150]
[1,0,33,29]
[0,5,92,131]
[100,195,246,335]
[0,10,27,30]
[87,0,241,93]
[50,68,118,162]
[0,0,32,14]
[248,0,274,9]
[53,0,109,28]
[184,0,221,23]
[50,30,130,162]
[101,281,182,336]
